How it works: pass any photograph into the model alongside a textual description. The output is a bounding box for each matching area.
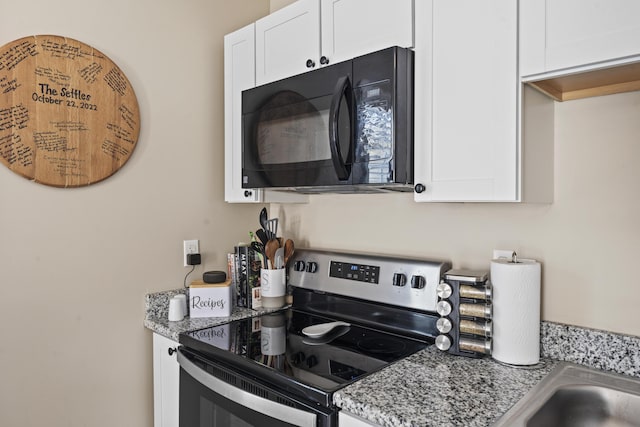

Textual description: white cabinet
[414,0,520,202]
[520,0,640,77]
[223,24,307,203]
[339,411,380,426]
[153,333,179,427]
[255,0,413,85]
[320,0,414,66]
[224,24,261,203]
[255,0,320,86]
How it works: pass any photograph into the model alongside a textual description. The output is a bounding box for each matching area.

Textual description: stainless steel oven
[178,249,451,426]
[178,346,331,426]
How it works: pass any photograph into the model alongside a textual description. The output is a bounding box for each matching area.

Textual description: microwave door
[251,91,328,187]
[328,76,355,181]
[241,59,355,190]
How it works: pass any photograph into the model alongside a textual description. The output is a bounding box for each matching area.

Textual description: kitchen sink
[494,362,640,427]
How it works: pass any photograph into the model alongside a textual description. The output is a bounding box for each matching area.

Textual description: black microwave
[241,46,414,193]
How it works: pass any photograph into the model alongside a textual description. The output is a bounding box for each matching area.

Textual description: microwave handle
[328,75,354,181]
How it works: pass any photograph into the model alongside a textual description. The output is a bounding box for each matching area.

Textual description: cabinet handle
[414,183,426,193]
[306,59,315,68]
[243,190,253,198]
[320,56,329,65]
[168,347,177,356]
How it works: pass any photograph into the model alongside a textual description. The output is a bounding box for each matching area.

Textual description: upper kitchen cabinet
[413,0,522,202]
[520,0,640,101]
[320,0,413,65]
[224,24,307,203]
[255,0,320,85]
[255,0,413,85]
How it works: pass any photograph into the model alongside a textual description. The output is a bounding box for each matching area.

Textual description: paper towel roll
[491,258,541,365]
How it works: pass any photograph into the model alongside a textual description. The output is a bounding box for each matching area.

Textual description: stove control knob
[392,273,406,287]
[294,261,306,272]
[435,334,452,351]
[306,262,318,273]
[436,282,453,299]
[411,275,426,289]
[306,355,318,368]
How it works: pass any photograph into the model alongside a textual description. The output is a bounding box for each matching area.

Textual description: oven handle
[328,75,354,181]
[177,349,317,427]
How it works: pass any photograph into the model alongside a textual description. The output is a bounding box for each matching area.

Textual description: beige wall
[274,90,640,337]
[0,1,269,426]
[270,0,296,12]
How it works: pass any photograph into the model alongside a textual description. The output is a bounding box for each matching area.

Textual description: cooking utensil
[265,239,280,269]
[284,239,295,266]
[266,218,278,240]
[259,207,269,236]
[255,229,269,246]
[301,321,351,338]
[274,247,284,269]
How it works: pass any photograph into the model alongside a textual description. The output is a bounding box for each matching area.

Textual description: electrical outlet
[183,239,199,267]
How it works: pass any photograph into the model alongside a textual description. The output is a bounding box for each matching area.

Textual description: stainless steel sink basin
[494,362,640,426]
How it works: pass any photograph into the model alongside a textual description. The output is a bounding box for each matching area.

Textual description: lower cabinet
[153,333,179,427]
[339,411,381,426]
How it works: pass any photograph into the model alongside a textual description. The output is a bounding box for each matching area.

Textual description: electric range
[178,249,451,427]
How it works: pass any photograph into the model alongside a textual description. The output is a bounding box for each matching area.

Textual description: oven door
[177,347,335,427]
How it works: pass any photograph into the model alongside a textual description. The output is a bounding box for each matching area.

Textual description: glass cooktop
[180,308,428,395]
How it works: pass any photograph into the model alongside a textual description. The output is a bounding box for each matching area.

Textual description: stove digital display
[329,261,380,284]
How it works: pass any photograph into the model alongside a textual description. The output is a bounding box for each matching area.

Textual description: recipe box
[189,279,232,318]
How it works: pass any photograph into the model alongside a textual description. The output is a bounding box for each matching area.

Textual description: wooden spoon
[284,239,295,267]
[265,239,280,269]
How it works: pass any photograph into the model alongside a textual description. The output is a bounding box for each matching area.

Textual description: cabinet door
[414,0,518,202]
[224,25,308,203]
[520,0,640,76]
[255,0,321,85]
[224,24,262,203]
[321,0,414,65]
[153,333,179,427]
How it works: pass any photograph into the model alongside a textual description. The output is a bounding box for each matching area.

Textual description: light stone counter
[144,288,280,342]
[334,347,556,427]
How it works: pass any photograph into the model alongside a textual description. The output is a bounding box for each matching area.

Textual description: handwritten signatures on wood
[0,35,140,187]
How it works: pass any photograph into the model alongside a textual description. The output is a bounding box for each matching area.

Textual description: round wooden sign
[0,35,140,187]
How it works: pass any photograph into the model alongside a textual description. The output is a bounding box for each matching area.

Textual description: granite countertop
[144,288,280,342]
[334,347,556,426]
[144,289,640,427]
